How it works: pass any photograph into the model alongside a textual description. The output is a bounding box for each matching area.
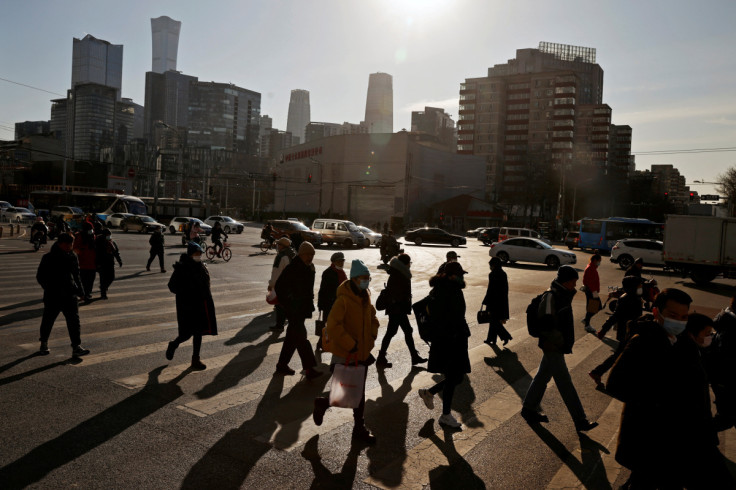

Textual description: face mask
[87,230,94,235]
[699,336,713,348]
[358,279,370,290]
[662,317,687,337]
[636,288,643,296]
[106,236,112,241]
[192,255,202,263]
[335,265,343,271]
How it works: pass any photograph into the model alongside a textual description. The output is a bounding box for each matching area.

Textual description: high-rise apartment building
[151,16,181,74]
[364,73,393,133]
[66,83,118,161]
[259,115,273,157]
[411,106,456,150]
[15,121,50,140]
[72,34,123,100]
[143,70,198,144]
[304,121,368,143]
[286,89,310,145]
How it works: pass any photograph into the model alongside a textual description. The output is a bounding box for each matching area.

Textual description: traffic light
[664,192,669,199]
[440,211,444,221]
[307,173,312,183]
[689,192,695,201]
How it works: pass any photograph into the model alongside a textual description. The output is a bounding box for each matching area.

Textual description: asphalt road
[0,225,734,489]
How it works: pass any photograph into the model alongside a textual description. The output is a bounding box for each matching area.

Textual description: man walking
[36,233,90,357]
[146,227,166,272]
[437,250,460,275]
[95,228,122,300]
[316,252,347,349]
[521,265,598,432]
[268,237,295,331]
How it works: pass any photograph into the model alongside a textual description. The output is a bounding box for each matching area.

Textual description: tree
[716,166,736,215]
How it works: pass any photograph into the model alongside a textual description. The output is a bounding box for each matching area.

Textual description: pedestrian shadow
[678,280,735,298]
[0,354,72,384]
[0,366,189,489]
[0,307,45,327]
[268,372,331,450]
[418,420,486,489]
[529,423,611,489]
[301,435,362,489]
[484,345,533,403]
[0,298,44,312]
[0,249,37,255]
[223,312,275,346]
[115,271,145,281]
[366,367,422,487]
[0,352,44,375]
[452,374,483,428]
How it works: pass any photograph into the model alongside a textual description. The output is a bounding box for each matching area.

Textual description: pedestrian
[520,265,598,432]
[482,256,512,347]
[268,237,295,331]
[313,259,380,444]
[165,242,218,370]
[146,227,166,272]
[380,230,399,265]
[624,257,643,279]
[709,295,736,432]
[376,253,426,368]
[417,261,471,429]
[95,229,122,300]
[606,288,692,488]
[36,233,90,357]
[581,254,601,334]
[73,221,96,302]
[674,313,736,489]
[588,275,643,388]
[273,242,322,379]
[316,251,347,350]
[436,250,460,275]
[211,221,227,257]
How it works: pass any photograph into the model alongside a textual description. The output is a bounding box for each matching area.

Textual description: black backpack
[412,294,437,344]
[526,291,550,338]
[375,284,389,311]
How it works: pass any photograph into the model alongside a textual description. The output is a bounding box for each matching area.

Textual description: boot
[375,353,392,368]
[165,341,177,361]
[39,341,50,355]
[411,352,427,364]
[352,425,377,445]
[191,356,207,370]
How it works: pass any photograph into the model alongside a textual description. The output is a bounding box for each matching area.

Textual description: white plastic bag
[328,363,366,409]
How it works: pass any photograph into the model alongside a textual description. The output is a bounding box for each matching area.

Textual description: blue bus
[578,217,664,252]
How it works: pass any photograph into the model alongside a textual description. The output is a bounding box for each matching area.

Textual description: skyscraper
[364,73,393,133]
[286,89,310,144]
[143,70,197,144]
[151,16,181,74]
[72,34,123,100]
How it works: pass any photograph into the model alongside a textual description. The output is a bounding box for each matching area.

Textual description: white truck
[663,214,736,284]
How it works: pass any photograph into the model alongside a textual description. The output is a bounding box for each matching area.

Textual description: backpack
[412,294,437,344]
[375,285,389,311]
[526,291,550,338]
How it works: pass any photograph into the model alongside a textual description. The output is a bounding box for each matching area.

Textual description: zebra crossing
[1,248,734,489]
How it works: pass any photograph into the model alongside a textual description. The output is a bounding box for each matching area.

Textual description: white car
[358,226,381,247]
[489,237,577,268]
[2,207,36,223]
[106,213,134,228]
[167,217,212,235]
[204,216,244,234]
[610,239,664,270]
[0,201,11,210]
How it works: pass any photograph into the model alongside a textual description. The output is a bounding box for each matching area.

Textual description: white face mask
[662,317,687,337]
[699,335,713,348]
[334,265,343,271]
[192,255,202,262]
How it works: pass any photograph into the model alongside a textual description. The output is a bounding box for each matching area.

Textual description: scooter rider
[30,217,48,245]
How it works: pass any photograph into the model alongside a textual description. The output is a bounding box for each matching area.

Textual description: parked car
[498,227,548,243]
[50,206,84,220]
[120,215,166,233]
[0,201,11,210]
[270,219,322,246]
[564,231,580,250]
[357,226,381,247]
[167,217,211,235]
[1,207,36,223]
[203,216,244,234]
[489,237,576,268]
[466,227,485,238]
[610,239,664,270]
[107,213,134,228]
[404,227,466,247]
[310,218,365,247]
[478,227,500,245]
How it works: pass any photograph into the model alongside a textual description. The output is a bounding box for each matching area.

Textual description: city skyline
[1,0,735,195]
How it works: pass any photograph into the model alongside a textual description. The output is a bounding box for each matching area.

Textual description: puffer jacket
[323,280,379,361]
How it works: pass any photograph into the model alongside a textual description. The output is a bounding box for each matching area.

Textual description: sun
[382,0,455,23]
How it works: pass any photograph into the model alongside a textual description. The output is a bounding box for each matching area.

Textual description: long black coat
[168,254,218,337]
[427,276,471,375]
[385,257,412,315]
[317,265,344,312]
[274,256,316,318]
[36,242,83,299]
[482,267,509,320]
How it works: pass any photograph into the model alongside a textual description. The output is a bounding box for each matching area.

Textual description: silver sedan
[489,237,576,268]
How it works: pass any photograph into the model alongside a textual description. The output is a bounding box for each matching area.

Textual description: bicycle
[205,241,232,262]
[259,237,275,253]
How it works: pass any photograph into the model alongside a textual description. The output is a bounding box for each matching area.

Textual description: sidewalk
[0,223,30,240]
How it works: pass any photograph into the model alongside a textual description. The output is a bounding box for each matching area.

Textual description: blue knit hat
[187,241,203,255]
[349,259,370,278]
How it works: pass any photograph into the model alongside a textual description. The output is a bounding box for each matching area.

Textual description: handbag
[328,357,366,409]
[477,304,492,324]
[314,311,326,337]
[586,297,602,314]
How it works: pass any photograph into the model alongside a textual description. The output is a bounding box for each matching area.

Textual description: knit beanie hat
[187,241,203,255]
[349,259,370,278]
[298,241,315,255]
[556,265,579,283]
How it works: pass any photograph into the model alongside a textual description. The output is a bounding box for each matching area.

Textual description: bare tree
[716,166,736,215]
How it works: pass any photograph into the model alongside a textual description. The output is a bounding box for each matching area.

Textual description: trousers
[147,247,164,270]
[277,313,316,370]
[523,351,586,424]
[428,372,463,415]
[379,312,417,356]
[39,295,81,346]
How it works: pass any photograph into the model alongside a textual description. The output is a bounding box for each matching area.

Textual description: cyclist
[261,221,275,247]
[211,222,228,257]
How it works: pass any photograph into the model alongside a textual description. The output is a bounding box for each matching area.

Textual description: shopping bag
[586,297,602,314]
[329,362,366,409]
[314,311,326,337]
[477,304,492,324]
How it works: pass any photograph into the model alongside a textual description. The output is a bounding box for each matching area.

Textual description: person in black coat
[316,252,347,350]
[624,257,643,279]
[274,241,321,379]
[165,242,218,370]
[416,262,471,429]
[36,233,90,357]
[376,254,426,368]
[95,229,122,300]
[708,295,736,432]
[482,257,512,346]
[146,228,166,272]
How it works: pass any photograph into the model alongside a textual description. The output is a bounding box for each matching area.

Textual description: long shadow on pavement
[0,307,46,327]
[0,298,44,312]
[484,344,533,402]
[0,366,190,490]
[419,420,486,489]
[0,356,77,387]
[301,435,362,489]
[0,351,45,375]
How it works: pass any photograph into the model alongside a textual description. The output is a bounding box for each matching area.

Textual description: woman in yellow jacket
[313,259,379,444]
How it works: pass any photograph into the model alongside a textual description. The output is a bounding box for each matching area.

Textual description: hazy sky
[2,0,734,195]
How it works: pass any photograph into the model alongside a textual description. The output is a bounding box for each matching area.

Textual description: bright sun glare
[385,0,453,23]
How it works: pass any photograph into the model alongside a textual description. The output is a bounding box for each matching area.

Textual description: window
[313,221,324,229]
[338,223,347,231]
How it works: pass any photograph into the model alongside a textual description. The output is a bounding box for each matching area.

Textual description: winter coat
[274,256,316,318]
[317,265,347,312]
[269,247,295,288]
[385,257,412,315]
[536,280,576,354]
[708,308,736,389]
[149,231,165,250]
[582,263,600,293]
[482,267,509,321]
[427,275,471,375]
[599,292,642,341]
[323,280,379,362]
[73,232,97,270]
[606,316,680,471]
[168,254,218,337]
[36,242,84,299]
[624,264,642,279]
[95,235,121,270]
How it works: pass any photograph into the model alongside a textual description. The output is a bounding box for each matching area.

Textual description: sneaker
[39,341,49,355]
[438,413,462,428]
[146,266,151,271]
[584,325,597,334]
[161,269,167,273]
[274,365,296,376]
[589,371,604,388]
[72,345,90,357]
[375,355,392,368]
[166,341,177,361]
[411,354,427,365]
[100,293,108,300]
[191,358,207,371]
[483,339,496,347]
[596,330,605,340]
[502,336,512,346]
[304,368,323,380]
[575,420,599,432]
[313,397,329,426]
[352,425,377,444]
[418,389,435,410]
[521,407,549,424]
